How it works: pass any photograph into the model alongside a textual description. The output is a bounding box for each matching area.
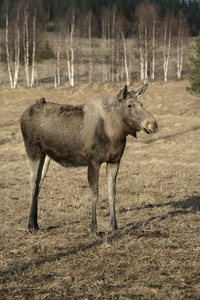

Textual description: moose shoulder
[20,84,158,234]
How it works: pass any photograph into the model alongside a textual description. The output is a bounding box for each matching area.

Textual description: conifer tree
[187,33,200,96]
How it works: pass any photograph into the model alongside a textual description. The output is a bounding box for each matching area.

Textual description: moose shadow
[119,194,200,214]
[118,194,200,234]
[170,195,200,211]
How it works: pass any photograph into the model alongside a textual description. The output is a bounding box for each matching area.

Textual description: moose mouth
[142,126,153,134]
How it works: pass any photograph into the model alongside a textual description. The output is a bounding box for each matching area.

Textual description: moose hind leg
[106,162,120,232]
[27,154,46,232]
[40,156,51,188]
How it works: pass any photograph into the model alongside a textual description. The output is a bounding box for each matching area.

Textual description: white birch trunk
[26,18,30,88]
[57,44,61,86]
[180,33,184,78]
[144,24,148,84]
[116,44,119,81]
[177,20,184,80]
[128,49,132,84]
[5,10,14,89]
[88,11,92,84]
[77,41,80,83]
[66,11,75,87]
[101,16,106,83]
[56,33,61,87]
[163,22,167,80]
[121,56,124,81]
[101,19,104,83]
[139,22,144,83]
[66,47,71,83]
[54,59,57,88]
[151,20,155,80]
[13,9,20,88]
[70,11,75,87]
[111,8,115,82]
[31,10,36,87]
[163,20,172,83]
[107,11,111,81]
[177,25,181,79]
[70,48,74,87]
[24,4,30,88]
[121,31,129,86]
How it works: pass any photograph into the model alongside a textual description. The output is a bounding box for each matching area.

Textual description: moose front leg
[88,161,100,233]
[106,162,120,232]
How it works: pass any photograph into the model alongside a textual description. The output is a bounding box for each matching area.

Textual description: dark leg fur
[88,161,100,233]
[27,154,46,231]
[106,162,120,232]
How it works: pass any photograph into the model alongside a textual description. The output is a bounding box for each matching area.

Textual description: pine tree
[187,33,200,96]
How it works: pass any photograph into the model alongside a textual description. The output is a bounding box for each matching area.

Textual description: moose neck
[104,109,130,144]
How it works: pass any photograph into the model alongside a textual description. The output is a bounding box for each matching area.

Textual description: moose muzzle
[142,117,158,134]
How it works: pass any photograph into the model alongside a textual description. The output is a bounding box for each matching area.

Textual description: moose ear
[130,83,148,98]
[116,85,128,102]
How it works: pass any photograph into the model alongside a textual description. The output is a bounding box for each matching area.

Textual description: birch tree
[88,10,92,84]
[5,5,14,89]
[163,16,172,83]
[116,42,119,81]
[14,8,20,88]
[114,26,121,82]
[136,4,148,84]
[101,10,107,83]
[176,12,188,80]
[30,8,37,87]
[121,30,130,86]
[23,1,30,87]
[151,13,157,80]
[116,15,132,86]
[66,10,75,87]
[144,24,148,83]
[54,19,64,88]
[138,19,145,83]
[138,19,148,83]
[136,3,157,83]
[5,2,20,89]
[151,20,156,80]
[54,32,61,88]
[111,7,116,82]
[106,10,111,81]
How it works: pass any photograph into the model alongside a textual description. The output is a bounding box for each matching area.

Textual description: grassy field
[0,80,200,299]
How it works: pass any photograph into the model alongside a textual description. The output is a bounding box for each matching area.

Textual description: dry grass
[0,80,200,299]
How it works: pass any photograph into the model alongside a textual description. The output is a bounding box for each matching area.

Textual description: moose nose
[143,119,158,134]
[148,119,158,133]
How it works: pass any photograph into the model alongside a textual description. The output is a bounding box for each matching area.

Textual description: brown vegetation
[0,80,200,299]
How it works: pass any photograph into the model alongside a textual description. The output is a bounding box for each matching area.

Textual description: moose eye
[128,104,132,109]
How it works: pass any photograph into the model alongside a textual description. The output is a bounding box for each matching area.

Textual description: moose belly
[41,139,88,167]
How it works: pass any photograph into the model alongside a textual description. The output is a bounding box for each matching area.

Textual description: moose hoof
[27,220,39,233]
[89,223,98,235]
[110,223,118,233]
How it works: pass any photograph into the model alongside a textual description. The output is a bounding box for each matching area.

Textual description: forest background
[1,0,200,88]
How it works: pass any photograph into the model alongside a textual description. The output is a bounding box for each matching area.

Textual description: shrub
[37,40,54,61]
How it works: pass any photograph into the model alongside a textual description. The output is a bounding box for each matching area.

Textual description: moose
[20,84,158,234]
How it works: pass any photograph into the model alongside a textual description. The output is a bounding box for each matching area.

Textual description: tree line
[1,0,193,88]
[42,0,200,36]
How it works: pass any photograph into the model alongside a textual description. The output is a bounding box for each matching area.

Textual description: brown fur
[20,84,158,233]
